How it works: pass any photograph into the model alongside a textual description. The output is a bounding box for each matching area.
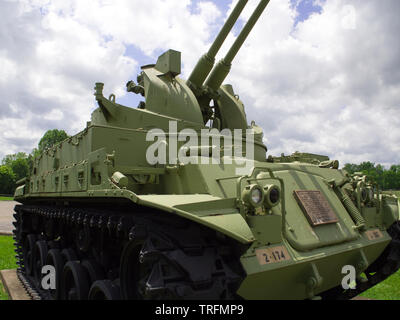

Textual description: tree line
[0,130,69,195]
[343,162,400,191]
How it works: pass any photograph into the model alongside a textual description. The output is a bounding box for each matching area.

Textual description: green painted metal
[188,0,248,91]
[205,0,271,92]
[14,0,399,300]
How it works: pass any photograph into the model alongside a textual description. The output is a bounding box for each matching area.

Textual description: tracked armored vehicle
[13,0,400,300]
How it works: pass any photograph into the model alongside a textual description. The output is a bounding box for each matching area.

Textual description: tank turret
[187,0,271,127]
[121,0,272,135]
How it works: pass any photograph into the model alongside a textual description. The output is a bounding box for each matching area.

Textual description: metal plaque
[256,246,292,265]
[294,190,339,226]
[365,229,383,241]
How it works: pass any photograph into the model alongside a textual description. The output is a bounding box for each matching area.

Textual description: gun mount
[123,0,271,131]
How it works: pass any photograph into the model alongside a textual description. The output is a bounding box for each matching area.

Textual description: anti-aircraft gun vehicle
[13,0,400,300]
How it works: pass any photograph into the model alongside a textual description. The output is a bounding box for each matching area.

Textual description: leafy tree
[343,163,359,174]
[11,157,29,181]
[31,148,40,159]
[343,162,400,191]
[0,130,69,194]
[0,166,16,194]
[0,153,29,194]
[38,129,69,152]
[390,165,400,175]
[1,152,28,166]
[358,162,376,172]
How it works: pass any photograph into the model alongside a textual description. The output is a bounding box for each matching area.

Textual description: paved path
[0,201,18,235]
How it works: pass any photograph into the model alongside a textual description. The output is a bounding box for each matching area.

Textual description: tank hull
[14,157,400,299]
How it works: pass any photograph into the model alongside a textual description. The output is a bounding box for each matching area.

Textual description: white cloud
[0,51,17,83]
[0,0,399,169]
[227,0,400,167]
[0,0,224,159]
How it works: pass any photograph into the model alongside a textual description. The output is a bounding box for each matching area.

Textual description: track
[12,204,243,300]
[13,204,400,300]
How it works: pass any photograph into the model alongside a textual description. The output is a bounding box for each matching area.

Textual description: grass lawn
[0,236,17,270]
[0,281,8,300]
[0,281,10,301]
[0,197,13,201]
[360,271,400,300]
[0,235,17,300]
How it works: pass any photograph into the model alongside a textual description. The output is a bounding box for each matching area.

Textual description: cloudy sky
[0,0,399,167]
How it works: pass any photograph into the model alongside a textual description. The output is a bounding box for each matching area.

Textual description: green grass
[360,271,400,300]
[0,197,13,201]
[0,235,17,300]
[0,281,8,300]
[0,236,17,271]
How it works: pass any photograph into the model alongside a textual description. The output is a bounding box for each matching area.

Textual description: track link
[13,204,243,300]
[14,204,400,300]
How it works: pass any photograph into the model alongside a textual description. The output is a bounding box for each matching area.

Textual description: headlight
[264,184,281,208]
[242,184,264,208]
[251,188,263,204]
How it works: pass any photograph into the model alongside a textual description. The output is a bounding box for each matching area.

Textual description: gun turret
[187,0,271,127]
[188,0,271,95]
[122,0,271,129]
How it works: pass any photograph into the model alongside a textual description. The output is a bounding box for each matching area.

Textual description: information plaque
[294,190,339,226]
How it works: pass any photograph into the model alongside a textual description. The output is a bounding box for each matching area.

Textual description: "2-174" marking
[256,246,291,265]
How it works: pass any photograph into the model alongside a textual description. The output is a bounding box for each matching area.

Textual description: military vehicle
[13,0,400,300]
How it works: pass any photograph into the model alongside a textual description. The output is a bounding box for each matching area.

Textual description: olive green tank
[13,0,400,300]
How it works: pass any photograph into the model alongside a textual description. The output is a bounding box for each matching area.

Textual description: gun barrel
[205,0,271,92]
[225,0,271,64]
[187,0,248,91]
[207,0,249,58]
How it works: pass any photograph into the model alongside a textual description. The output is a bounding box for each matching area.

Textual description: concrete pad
[0,269,31,300]
[0,201,18,235]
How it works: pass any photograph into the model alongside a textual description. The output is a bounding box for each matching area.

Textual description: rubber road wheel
[33,240,48,288]
[23,234,37,276]
[89,280,121,300]
[61,261,90,300]
[45,249,64,300]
